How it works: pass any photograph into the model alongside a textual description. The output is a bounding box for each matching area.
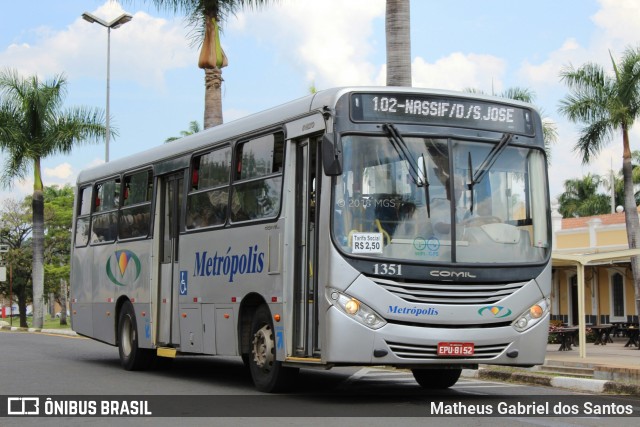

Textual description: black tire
[118,301,154,371]
[248,304,299,392]
[412,368,461,389]
[241,353,251,369]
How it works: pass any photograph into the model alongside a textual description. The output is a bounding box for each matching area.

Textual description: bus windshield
[331,134,550,264]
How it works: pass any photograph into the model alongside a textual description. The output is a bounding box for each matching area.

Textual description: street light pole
[81,12,133,163]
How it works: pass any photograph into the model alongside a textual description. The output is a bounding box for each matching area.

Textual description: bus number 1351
[373,263,403,276]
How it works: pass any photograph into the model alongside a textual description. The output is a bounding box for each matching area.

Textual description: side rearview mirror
[321,133,342,176]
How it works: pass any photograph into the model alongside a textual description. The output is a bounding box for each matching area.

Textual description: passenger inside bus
[430,174,470,236]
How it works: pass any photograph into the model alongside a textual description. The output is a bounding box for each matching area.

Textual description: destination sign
[350,93,534,135]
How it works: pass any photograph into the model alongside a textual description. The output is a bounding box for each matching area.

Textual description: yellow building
[552,206,639,326]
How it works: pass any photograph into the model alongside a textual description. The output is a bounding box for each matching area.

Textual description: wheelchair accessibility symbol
[179,271,188,295]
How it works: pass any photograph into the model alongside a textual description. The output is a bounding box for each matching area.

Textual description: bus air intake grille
[385,341,509,360]
[370,276,526,305]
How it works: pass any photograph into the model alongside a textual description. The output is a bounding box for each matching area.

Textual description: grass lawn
[3,315,72,330]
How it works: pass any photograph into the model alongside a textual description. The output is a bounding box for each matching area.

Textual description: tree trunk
[385,0,412,87]
[60,278,68,326]
[621,127,640,322]
[31,160,45,329]
[18,297,27,328]
[204,67,223,129]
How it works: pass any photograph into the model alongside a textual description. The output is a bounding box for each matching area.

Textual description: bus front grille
[385,341,509,360]
[370,276,526,305]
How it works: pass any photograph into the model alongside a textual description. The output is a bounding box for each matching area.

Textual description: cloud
[591,0,640,47]
[519,0,640,90]
[411,53,507,92]
[230,0,385,87]
[519,38,586,87]
[517,0,640,198]
[44,162,73,180]
[0,1,196,88]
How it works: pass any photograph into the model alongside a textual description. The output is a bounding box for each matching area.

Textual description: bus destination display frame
[350,93,535,136]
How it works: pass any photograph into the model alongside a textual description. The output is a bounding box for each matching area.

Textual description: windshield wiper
[468,133,512,215]
[471,133,513,185]
[382,123,430,217]
[383,124,425,186]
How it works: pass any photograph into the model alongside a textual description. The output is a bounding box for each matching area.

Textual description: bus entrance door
[293,138,320,357]
[156,172,184,346]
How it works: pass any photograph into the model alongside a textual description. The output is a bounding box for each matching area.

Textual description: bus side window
[91,178,120,243]
[187,146,231,229]
[119,170,153,239]
[231,132,284,222]
[74,186,92,247]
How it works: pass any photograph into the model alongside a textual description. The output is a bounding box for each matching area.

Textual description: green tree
[0,69,107,328]
[558,46,640,321]
[43,185,74,325]
[557,174,611,218]
[465,87,558,161]
[385,0,411,86]
[0,198,33,328]
[165,120,201,142]
[128,0,272,128]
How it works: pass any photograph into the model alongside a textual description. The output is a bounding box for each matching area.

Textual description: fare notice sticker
[351,232,383,254]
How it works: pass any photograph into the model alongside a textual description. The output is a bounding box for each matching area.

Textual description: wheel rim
[121,315,133,357]
[252,324,275,372]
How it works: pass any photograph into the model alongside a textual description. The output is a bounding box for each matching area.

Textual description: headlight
[512,297,550,332]
[326,288,387,330]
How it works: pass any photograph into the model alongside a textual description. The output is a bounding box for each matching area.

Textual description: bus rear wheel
[412,368,461,389]
[248,305,298,392]
[118,301,154,371]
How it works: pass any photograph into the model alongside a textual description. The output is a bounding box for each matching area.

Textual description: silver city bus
[70,87,551,392]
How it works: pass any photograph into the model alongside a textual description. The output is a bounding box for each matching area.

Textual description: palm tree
[385,0,411,86]
[464,87,558,160]
[128,1,272,129]
[0,69,107,328]
[165,120,201,142]
[557,174,610,218]
[558,45,640,322]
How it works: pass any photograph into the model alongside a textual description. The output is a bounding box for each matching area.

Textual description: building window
[611,272,625,318]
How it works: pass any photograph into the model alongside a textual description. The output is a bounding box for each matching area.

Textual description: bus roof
[76,86,539,184]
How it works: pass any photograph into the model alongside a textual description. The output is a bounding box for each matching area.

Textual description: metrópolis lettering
[194,245,265,282]
[388,305,438,316]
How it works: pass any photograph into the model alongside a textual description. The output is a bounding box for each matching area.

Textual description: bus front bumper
[324,306,549,367]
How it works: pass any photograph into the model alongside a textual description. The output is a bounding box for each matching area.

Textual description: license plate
[437,342,474,356]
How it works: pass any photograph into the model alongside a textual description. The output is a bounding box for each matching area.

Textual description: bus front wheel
[249,305,298,392]
[118,301,154,371]
[412,368,461,389]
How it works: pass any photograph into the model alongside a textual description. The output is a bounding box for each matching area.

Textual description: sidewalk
[465,337,640,396]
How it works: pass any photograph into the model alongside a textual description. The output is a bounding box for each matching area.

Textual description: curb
[0,324,78,336]
[461,367,640,396]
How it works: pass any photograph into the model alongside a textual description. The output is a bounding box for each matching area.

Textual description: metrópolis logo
[477,305,512,318]
[106,250,142,286]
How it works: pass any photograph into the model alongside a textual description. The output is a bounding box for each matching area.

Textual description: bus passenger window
[119,170,152,239]
[186,146,231,229]
[231,133,284,222]
[74,186,92,247]
[91,178,120,243]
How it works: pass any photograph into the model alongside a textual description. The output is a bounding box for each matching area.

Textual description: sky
[1,0,639,204]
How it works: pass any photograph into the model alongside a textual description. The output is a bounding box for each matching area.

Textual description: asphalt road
[1,331,639,427]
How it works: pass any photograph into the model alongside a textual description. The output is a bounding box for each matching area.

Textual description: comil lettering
[430,270,477,278]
